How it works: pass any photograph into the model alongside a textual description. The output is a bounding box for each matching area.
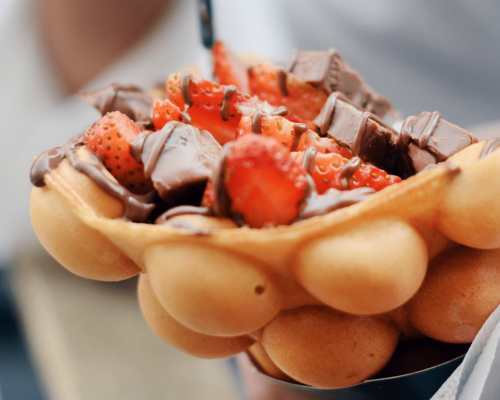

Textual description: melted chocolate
[220,85,237,121]
[418,111,441,149]
[156,205,213,222]
[31,139,154,222]
[155,218,212,235]
[211,142,234,218]
[340,157,361,190]
[479,138,500,159]
[30,139,83,187]
[142,123,179,179]
[130,130,152,164]
[180,72,194,109]
[294,146,374,222]
[277,69,288,96]
[271,106,289,117]
[291,123,309,152]
[302,147,317,174]
[298,187,375,221]
[68,151,155,222]
[252,110,265,133]
[79,84,153,126]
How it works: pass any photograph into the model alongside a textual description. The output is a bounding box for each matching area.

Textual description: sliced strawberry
[83,111,152,193]
[350,163,402,191]
[167,73,257,144]
[248,63,328,121]
[151,98,185,130]
[292,152,401,194]
[237,114,353,158]
[225,134,308,228]
[212,41,250,93]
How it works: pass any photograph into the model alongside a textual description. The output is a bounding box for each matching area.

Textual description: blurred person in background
[0,0,499,396]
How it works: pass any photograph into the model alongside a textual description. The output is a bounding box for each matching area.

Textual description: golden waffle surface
[30,142,500,389]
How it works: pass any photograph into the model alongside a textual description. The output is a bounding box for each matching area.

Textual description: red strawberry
[83,111,152,193]
[167,72,259,144]
[292,152,401,194]
[224,134,308,228]
[212,41,250,93]
[151,98,185,130]
[248,63,328,121]
[237,114,353,158]
[201,178,215,208]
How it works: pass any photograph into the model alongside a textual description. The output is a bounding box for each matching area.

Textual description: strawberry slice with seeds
[292,152,401,194]
[167,72,260,144]
[248,63,328,121]
[151,98,187,130]
[83,111,152,193]
[237,114,353,158]
[212,40,250,93]
[224,134,308,228]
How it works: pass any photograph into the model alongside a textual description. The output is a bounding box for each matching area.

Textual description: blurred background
[0,0,499,398]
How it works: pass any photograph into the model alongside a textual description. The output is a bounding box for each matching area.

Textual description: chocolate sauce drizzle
[479,138,500,159]
[141,122,181,179]
[296,148,375,221]
[211,142,235,219]
[340,157,361,190]
[179,72,194,124]
[302,147,317,174]
[317,92,361,136]
[271,106,289,117]
[30,139,83,187]
[30,140,155,222]
[277,69,288,96]
[353,112,396,156]
[400,112,442,150]
[418,112,441,149]
[399,116,416,146]
[180,72,193,108]
[251,111,309,151]
[220,85,237,121]
[252,110,265,133]
[68,151,155,222]
[291,123,309,152]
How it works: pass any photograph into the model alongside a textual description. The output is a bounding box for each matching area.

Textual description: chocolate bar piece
[133,121,222,202]
[80,83,153,126]
[284,49,393,120]
[314,92,398,174]
[396,112,478,177]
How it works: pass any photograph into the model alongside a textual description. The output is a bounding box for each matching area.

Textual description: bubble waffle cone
[30,139,500,388]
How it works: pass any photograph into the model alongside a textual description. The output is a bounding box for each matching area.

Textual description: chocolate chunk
[79,84,153,126]
[314,92,398,174]
[396,112,478,177]
[284,49,393,119]
[139,121,222,201]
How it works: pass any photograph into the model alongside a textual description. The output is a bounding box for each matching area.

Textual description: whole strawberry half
[83,111,152,193]
[224,134,308,228]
